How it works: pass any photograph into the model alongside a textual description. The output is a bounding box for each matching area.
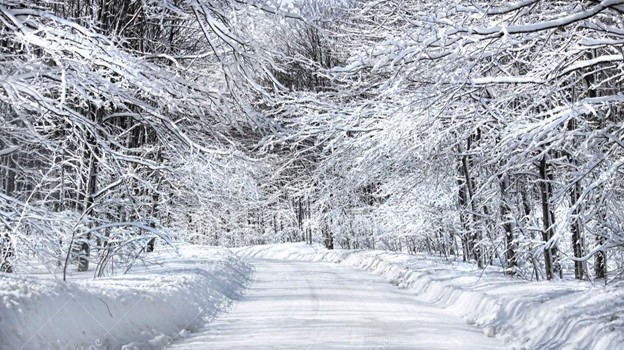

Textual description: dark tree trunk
[4,155,16,196]
[459,141,482,268]
[569,174,584,279]
[457,168,470,262]
[594,234,607,279]
[306,198,312,245]
[499,173,517,274]
[297,197,304,242]
[595,212,608,280]
[1,148,17,273]
[1,233,14,273]
[75,104,102,272]
[323,216,334,249]
[146,148,163,253]
[538,154,560,280]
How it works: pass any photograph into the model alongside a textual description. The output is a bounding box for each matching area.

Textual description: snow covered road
[168,259,503,350]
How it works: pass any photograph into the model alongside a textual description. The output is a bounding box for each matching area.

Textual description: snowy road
[167,259,503,350]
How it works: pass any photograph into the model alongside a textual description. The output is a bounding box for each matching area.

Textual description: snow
[168,258,503,350]
[559,54,624,76]
[471,0,624,35]
[3,241,621,350]
[0,146,19,156]
[236,243,624,350]
[0,244,252,350]
[469,76,545,85]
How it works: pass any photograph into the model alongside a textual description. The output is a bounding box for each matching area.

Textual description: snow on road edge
[236,243,624,350]
[0,244,253,350]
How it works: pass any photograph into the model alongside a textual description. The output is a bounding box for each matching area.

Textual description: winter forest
[2,0,624,286]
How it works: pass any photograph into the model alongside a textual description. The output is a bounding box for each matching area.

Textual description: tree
[0,0,283,276]
[266,0,624,281]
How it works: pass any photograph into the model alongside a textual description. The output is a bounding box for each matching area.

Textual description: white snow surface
[0,244,252,350]
[3,242,621,350]
[168,258,503,350]
[235,243,624,350]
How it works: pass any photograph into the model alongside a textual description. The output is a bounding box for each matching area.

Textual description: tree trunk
[4,154,16,196]
[323,222,334,250]
[297,197,304,243]
[569,174,584,279]
[146,148,163,253]
[499,173,517,274]
[1,233,14,273]
[538,154,560,280]
[306,198,312,244]
[595,212,607,280]
[457,176,470,262]
[75,105,101,272]
[2,147,17,273]
[594,234,607,279]
[460,141,482,268]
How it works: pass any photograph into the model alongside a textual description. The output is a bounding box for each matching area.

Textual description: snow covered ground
[168,258,503,350]
[236,243,624,350]
[3,242,621,350]
[0,244,252,350]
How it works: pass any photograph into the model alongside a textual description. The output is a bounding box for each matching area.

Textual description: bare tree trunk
[456,145,470,262]
[297,197,304,243]
[499,173,517,274]
[594,234,607,279]
[77,141,98,272]
[306,198,312,244]
[74,104,102,272]
[146,187,159,252]
[1,233,14,273]
[583,52,608,281]
[595,212,607,280]
[538,154,560,280]
[569,175,584,279]
[0,140,16,273]
[146,147,163,253]
[4,155,16,196]
[459,141,482,268]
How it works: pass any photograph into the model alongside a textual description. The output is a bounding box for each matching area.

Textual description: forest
[1,0,624,283]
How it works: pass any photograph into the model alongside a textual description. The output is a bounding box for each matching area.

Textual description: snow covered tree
[0,0,283,276]
[263,0,624,281]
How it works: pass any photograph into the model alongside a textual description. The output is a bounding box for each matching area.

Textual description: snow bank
[236,243,624,350]
[0,244,252,350]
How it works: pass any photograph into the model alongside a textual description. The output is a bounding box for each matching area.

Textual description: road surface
[167,259,503,349]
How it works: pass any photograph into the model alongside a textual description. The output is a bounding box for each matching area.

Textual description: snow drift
[236,243,624,350]
[0,244,252,350]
